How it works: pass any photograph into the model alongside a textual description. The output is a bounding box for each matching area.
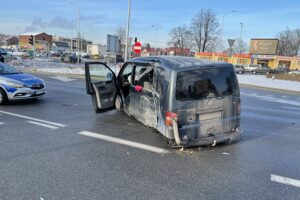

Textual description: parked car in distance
[244,64,261,74]
[256,66,271,74]
[0,62,45,104]
[85,56,241,148]
[270,66,289,74]
[61,53,81,63]
[288,69,300,75]
[234,65,245,74]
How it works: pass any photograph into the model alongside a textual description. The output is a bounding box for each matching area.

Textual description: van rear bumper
[181,128,242,147]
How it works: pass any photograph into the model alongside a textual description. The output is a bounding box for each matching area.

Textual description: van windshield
[176,66,238,101]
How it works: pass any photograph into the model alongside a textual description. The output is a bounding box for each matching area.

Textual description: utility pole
[220,10,237,52]
[124,0,131,61]
[152,24,162,55]
[239,22,244,54]
[69,0,80,63]
[33,36,36,69]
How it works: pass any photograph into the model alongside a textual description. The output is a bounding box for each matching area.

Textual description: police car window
[89,64,113,83]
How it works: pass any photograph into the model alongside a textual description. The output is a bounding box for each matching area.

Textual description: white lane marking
[78,131,170,155]
[282,106,300,111]
[51,76,76,82]
[27,121,59,130]
[0,110,66,127]
[271,174,300,188]
[0,122,4,125]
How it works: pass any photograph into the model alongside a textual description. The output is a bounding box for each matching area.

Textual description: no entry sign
[133,42,142,54]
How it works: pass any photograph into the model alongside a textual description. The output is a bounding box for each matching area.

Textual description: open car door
[85,62,117,113]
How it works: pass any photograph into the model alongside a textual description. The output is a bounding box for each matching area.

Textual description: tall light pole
[16,26,22,51]
[124,0,131,61]
[239,22,244,54]
[69,0,80,64]
[151,24,162,55]
[220,10,237,52]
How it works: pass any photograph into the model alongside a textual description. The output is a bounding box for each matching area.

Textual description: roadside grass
[266,74,300,82]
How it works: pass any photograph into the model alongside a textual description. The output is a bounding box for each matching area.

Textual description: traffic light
[29,35,34,45]
[134,37,137,43]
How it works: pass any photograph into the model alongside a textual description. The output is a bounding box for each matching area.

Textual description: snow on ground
[7,59,300,92]
[8,58,120,75]
[237,75,300,92]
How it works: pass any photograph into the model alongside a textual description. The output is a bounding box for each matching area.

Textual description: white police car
[0,62,45,104]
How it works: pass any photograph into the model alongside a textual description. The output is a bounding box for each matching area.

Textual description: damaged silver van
[85,56,241,147]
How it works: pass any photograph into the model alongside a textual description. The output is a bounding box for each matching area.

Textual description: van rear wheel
[0,88,8,105]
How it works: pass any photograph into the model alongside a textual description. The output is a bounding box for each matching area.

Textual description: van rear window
[176,67,238,101]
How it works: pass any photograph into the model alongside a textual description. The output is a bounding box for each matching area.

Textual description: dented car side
[85,56,241,148]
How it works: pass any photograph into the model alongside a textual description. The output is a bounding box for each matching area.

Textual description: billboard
[249,39,279,55]
[106,35,119,53]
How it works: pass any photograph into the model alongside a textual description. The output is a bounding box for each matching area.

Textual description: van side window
[133,65,154,89]
[119,64,134,98]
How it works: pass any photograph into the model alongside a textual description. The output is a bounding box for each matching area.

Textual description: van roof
[128,56,226,70]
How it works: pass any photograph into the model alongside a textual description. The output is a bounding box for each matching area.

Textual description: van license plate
[199,111,222,121]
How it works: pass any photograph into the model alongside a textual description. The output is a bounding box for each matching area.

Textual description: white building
[87,44,106,56]
[51,42,70,54]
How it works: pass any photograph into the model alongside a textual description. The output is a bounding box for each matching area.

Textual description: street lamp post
[69,0,80,64]
[125,0,131,62]
[151,24,162,55]
[239,22,244,54]
[220,10,237,52]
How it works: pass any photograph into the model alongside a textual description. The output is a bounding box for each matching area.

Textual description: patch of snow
[237,75,300,92]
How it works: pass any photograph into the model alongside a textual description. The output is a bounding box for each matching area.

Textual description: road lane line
[271,174,300,188]
[78,131,170,155]
[0,122,4,125]
[27,121,59,130]
[0,110,67,127]
[282,106,300,111]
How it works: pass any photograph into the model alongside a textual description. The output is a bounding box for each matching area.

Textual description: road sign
[133,42,142,54]
[227,39,236,48]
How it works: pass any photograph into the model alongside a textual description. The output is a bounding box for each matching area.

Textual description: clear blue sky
[1,0,299,48]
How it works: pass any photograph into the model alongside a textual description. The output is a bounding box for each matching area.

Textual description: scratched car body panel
[85,56,241,147]
[0,62,45,104]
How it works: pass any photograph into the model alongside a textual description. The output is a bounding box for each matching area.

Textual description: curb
[239,83,300,95]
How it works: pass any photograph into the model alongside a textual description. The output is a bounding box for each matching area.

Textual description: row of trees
[277,27,300,56]
[169,9,221,55]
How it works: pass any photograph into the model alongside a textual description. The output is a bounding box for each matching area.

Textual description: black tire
[0,88,8,105]
[115,95,123,111]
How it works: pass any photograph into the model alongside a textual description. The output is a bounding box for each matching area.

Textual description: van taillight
[166,112,178,126]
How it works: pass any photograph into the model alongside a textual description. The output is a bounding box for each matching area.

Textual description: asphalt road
[0,74,299,200]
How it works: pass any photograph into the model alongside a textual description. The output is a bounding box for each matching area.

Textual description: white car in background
[288,70,300,75]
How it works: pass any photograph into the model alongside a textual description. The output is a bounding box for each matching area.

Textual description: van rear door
[174,65,240,140]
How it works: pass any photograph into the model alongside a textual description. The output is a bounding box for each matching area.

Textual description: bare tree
[115,26,126,56]
[190,9,220,52]
[277,27,300,56]
[169,25,193,55]
[233,38,248,54]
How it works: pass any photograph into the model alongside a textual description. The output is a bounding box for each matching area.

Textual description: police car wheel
[0,88,8,105]
[115,95,122,111]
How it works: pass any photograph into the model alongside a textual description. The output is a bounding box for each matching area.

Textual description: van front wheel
[115,95,123,111]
